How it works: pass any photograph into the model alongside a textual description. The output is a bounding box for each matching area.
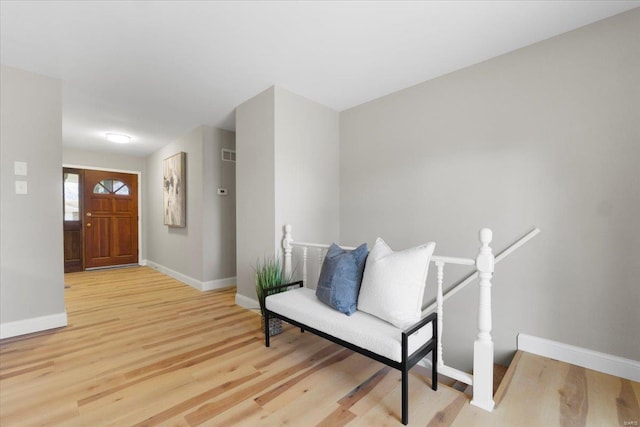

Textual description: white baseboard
[518,333,640,382]
[1,312,68,339]
[144,260,235,292]
[203,277,236,291]
[235,293,259,310]
[139,259,148,266]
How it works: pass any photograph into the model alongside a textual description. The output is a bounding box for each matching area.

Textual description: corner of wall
[235,292,259,310]
[0,312,68,339]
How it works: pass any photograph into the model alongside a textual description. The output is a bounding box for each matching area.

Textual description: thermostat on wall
[217,188,228,196]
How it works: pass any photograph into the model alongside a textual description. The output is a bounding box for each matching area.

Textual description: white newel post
[282,224,293,280]
[471,228,495,411]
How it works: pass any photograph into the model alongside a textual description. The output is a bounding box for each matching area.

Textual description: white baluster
[435,261,445,369]
[317,248,325,285]
[302,246,308,286]
[471,228,495,412]
[282,224,293,280]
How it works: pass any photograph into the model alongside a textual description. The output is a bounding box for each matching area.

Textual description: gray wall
[62,146,147,260]
[146,126,204,280]
[274,87,340,248]
[202,127,237,281]
[0,65,65,327]
[145,125,236,285]
[235,86,340,304]
[340,9,640,369]
[63,147,146,174]
[235,88,276,305]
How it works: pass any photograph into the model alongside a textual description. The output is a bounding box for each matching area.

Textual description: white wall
[0,65,66,337]
[145,125,236,289]
[339,9,640,368]
[235,86,340,305]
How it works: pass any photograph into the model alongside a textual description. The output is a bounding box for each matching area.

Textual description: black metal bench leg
[402,368,409,425]
[432,349,438,391]
[432,317,438,391]
[264,312,270,348]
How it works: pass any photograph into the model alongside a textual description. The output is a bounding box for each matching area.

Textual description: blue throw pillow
[315,243,368,315]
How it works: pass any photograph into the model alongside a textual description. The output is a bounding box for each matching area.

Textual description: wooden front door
[63,168,83,273]
[83,170,138,268]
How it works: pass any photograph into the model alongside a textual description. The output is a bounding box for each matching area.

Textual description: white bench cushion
[266,287,432,363]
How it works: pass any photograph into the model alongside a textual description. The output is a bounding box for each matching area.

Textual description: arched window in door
[93,179,130,195]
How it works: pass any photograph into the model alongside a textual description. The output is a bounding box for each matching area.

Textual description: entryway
[63,168,139,273]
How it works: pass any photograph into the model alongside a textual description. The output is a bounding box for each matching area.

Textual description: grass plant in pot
[255,256,287,336]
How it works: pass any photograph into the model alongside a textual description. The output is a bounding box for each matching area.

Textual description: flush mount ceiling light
[105,133,131,144]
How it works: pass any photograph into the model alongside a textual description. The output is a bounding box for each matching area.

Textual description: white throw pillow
[357,238,435,329]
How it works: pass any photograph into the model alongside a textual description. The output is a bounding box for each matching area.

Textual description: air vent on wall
[221,148,236,162]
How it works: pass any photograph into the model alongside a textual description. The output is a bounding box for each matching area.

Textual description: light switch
[15,180,28,195]
[14,161,27,176]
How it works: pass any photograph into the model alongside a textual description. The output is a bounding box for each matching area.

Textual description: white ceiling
[1,1,638,157]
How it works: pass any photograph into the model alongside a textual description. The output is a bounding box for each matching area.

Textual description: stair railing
[422,227,541,314]
[419,227,540,411]
[281,224,539,412]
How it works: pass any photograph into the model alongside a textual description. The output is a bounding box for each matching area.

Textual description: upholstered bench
[264,281,437,425]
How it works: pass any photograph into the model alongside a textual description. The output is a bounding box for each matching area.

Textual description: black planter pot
[261,316,283,336]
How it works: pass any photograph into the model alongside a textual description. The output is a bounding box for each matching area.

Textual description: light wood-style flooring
[1,267,637,426]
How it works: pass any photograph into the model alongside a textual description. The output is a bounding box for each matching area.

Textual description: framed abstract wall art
[163,152,186,227]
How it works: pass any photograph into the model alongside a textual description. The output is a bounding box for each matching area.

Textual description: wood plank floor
[0,267,637,426]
